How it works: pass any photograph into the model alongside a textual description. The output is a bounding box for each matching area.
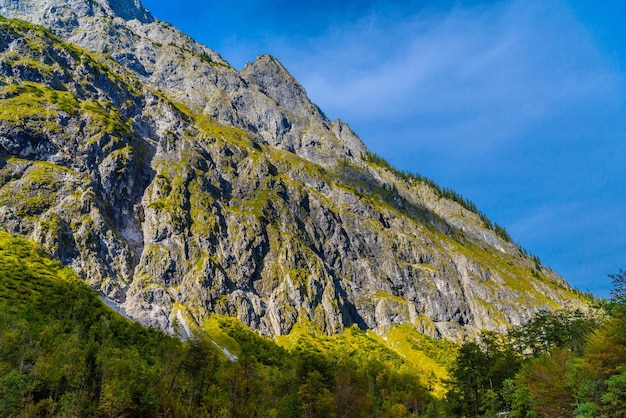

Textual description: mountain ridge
[0,0,587,341]
[0,0,368,166]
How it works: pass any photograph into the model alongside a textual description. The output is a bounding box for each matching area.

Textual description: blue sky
[141,0,625,297]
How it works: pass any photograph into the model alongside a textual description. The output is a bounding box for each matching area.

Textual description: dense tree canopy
[446,270,626,418]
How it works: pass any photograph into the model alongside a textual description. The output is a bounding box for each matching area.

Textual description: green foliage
[0,232,442,417]
[607,269,626,315]
[519,348,576,417]
[382,323,457,396]
[445,271,626,418]
[0,81,79,131]
[80,98,135,142]
[277,325,433,416]
[0,159,73,218]
[600,365,626,416]
[508,309,600,356]
[447,310,600,417]
[0,232,188,416]
[449,342,492,416]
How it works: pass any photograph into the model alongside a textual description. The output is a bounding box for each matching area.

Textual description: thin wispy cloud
[271,0,621,151]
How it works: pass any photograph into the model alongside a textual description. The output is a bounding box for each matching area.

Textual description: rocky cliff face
[0,0,366,165]
[0,0,586,340]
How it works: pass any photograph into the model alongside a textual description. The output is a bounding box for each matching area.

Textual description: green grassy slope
[0,231,454,416]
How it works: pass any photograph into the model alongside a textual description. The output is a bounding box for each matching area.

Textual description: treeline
[445,270,626,417]
[0,232,432,417]
[362,152,512,242]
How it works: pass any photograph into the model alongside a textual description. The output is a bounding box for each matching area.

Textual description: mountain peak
[93,0,154,22]
[0,5,588,343]
[241,54,312,116]
[0,0,154,25]
[245,54,287,70]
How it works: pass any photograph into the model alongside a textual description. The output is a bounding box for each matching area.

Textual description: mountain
[0,230,449,416]
[0,0,587,341]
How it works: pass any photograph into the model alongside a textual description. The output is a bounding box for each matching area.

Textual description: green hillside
[0,231,450,416]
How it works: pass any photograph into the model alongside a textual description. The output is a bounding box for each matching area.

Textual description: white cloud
[266,0,621,156]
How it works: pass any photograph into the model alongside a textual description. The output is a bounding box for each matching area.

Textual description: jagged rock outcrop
[0,1,587,341]
[0,0,367,166]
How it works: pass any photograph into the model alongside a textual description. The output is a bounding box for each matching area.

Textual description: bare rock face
[0,1,587,341]
[0,0,367,167]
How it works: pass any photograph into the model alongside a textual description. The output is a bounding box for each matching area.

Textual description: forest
[1,230,625,417]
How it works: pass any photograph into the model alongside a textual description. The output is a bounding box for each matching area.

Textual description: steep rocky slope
[0,0,366,166]
[0,0,587,341]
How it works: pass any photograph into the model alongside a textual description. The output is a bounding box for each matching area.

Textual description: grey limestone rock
[0,0,366,167]
[0,0,588,342]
